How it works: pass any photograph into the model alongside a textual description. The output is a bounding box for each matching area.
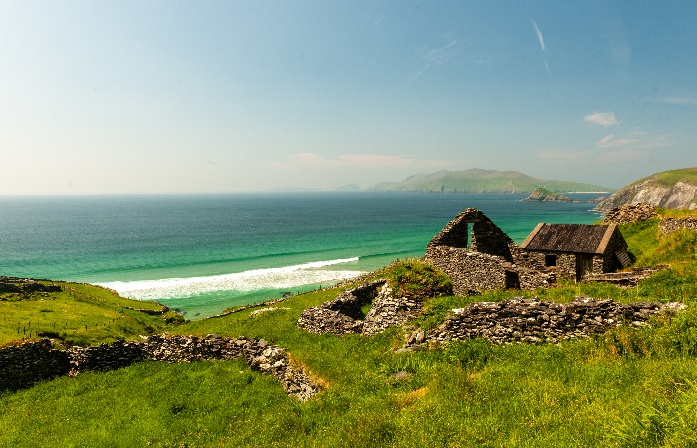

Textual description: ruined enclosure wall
[425,246,507,295]
[0,335,319,401]
[428,296,686,344]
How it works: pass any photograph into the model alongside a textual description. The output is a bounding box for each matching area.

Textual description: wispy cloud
[531,19,551,78]
[663,97,697,105]
[539,127,670,166]
[415,39,458,78]
[596,134,638,148]
[532,20,545,51]
[584,112,619,127]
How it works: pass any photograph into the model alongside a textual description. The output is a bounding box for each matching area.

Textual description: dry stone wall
[1,334,319,401]
[660,217,697,235]
[0,339,70,392]
[425,296,686,345]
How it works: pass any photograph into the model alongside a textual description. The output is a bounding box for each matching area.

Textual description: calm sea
[0,193,602,318]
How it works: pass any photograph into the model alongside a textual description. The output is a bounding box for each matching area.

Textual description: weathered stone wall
[425,296,686,345]
[1,334,318,401]
[425,246,508,295]
[0,339,70,391]
[660,217,697,235]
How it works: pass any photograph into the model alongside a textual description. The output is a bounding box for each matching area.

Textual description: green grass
[2,214,697,446]
[0,281,171,346]
[650,167,697,187]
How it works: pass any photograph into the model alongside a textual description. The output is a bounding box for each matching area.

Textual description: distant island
[522,188,573,202]
[370,169,611,194]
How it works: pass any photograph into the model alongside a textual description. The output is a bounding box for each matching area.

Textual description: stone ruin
[425,208,633,295]
[407,296,687,346]
[297,279,427,336]
[423,208,527,295]
[0,334,319,401]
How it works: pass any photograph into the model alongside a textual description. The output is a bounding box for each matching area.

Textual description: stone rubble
[297,279,426,335]
[602,203,658,224]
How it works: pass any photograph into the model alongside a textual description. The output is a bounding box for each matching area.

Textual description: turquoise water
[0,192,602,318]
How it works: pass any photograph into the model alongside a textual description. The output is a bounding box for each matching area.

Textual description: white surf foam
[98,257,363,301]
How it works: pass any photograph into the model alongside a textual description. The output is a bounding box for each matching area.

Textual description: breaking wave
[98,257,363,301]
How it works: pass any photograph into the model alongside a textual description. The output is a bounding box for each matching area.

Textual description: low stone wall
[425,296,686,345]
[660,217,697,235]
[1,334,318,401]
[297,279,424,335]
[0,339,70,392]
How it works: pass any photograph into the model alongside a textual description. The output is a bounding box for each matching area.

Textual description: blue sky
[1,1,696,194]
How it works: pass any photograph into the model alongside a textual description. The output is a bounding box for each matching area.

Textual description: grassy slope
[651,167,697,187]
[2,217,697,447]
[371,169,610,193]
[0,280,168,346]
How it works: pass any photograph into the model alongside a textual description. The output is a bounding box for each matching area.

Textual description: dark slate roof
[519,223,618,254]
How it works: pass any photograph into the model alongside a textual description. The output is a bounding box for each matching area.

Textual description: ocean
[0,192,602,318]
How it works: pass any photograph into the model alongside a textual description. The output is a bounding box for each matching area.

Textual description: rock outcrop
[597,168,697,211]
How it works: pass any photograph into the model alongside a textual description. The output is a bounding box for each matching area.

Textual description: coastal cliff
[596,167,697,212]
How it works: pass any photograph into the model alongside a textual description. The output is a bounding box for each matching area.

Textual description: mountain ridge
[370,169,611,194]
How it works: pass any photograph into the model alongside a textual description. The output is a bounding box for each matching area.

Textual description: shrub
[385,258,453,298]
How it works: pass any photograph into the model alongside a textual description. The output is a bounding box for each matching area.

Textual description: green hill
[597,167,697,211]
[370,169,610,194]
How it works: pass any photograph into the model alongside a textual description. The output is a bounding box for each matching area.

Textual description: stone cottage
[517,223,631,281]
[425,208,631,294]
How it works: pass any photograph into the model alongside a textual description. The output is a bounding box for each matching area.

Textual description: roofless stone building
[425,208,631,294]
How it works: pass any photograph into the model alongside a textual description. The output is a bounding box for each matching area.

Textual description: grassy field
[2,213,697,447]
[0,280,169,346]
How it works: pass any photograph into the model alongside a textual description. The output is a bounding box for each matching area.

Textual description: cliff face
[596,168,697,212]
